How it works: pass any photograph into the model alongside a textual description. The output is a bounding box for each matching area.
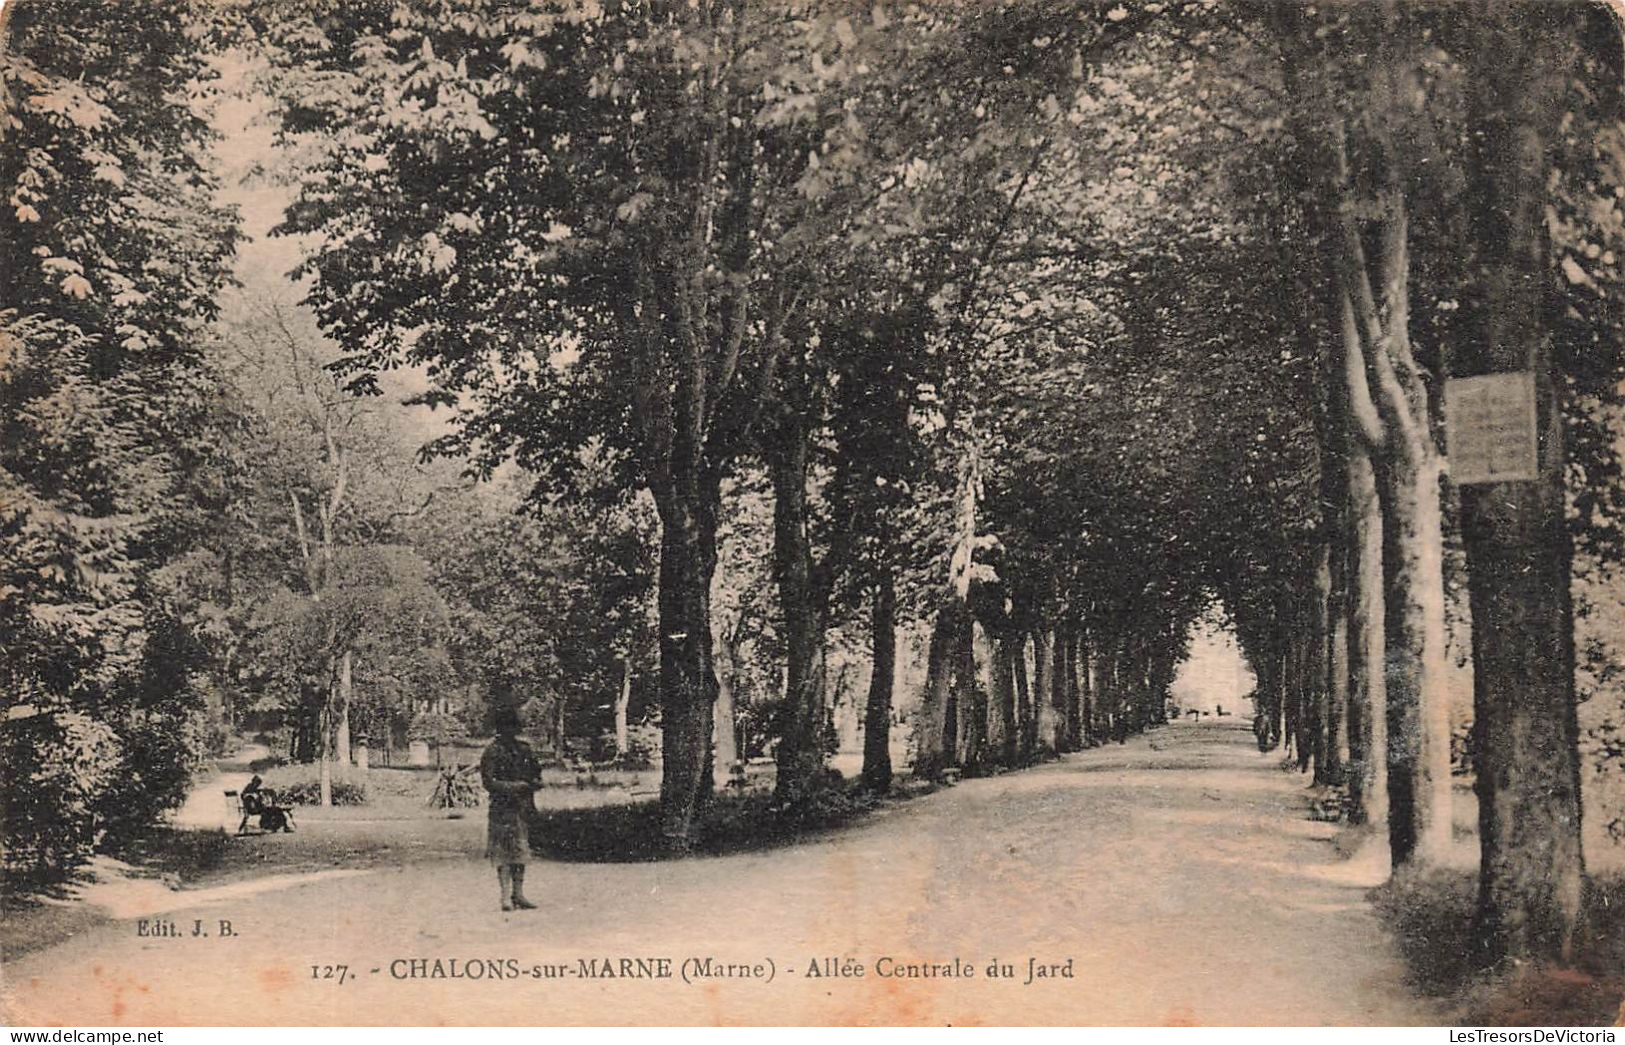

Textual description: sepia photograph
[3,0,1625,1029]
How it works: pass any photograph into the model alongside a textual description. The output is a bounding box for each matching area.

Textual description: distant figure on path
[480,703,542,911]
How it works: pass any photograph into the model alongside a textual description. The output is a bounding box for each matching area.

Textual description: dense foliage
[2,0,241,882]
[2,2,1620,973]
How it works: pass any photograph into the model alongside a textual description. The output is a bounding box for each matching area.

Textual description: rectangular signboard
[1444,372,1539,485]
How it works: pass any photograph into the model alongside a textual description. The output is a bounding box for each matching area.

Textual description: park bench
[225,788,295,835]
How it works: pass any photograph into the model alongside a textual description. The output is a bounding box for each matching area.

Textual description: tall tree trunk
[1151,645,1176,725]
[1347,434,1391,832]
[1012,633,1034,761]
[1033,629,1058,754]
[1121,641,1141,741]
[1334,165,1451,865]
[990,630,1019,767]
[615,658,632,761]
[1319,293,1351,788]
[1064,632,1084,750]
[969,623,994,765]
[1105,638,1126,744]
[1117,640,1136,741]
[655,492,720,847]
[1253,640,1284,753]
[1338,286,1391,833]
[1360,205,1452,865]
[1096,643,1112,739]
[768,430,827,808]
[1271,645,1285,750]
[1318,243,1350,789]
[914,602,965,780]
[319,657,334,808]
[1325,565,1350,787]
[1283,638,1301,764]
[1052,629,1074,753]
[1380,443,1453,865]
[954,619,982,770]
[862,569,896,791]
[1131,642,1152,738]
[1308,556,1331,780]
[1461,11,1586,962]
[335,649,353,768]
[712,646,737,792]
[1076,635,1094,745]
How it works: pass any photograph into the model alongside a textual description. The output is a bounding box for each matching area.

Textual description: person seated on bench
[239,775,294,833]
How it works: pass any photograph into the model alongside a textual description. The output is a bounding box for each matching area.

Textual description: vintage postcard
[3,0,1624,1028]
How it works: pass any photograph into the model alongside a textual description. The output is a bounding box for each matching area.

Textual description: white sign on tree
[1444,372,1539,485]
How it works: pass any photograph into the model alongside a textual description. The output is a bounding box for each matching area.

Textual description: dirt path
[2,720,1436,1026]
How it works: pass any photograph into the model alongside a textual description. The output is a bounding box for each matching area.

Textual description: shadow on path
[3,719,1438,1026]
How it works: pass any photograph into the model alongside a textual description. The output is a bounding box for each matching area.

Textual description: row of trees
[260,0,1228,837]
[262,0,1625,967]
[1250,3,1625,964]
[2,0,670,876]
[5,0,1622,974]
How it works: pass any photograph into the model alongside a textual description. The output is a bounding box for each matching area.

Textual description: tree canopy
[4,0,1623,970]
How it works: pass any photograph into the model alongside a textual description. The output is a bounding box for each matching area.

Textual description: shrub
[1369,865,1486,994]
[96,706,210,844]
[1372,867,1625,1024]
[259,765,368,806]
[531,775,882,862]
[1,712,122,888]
[778,769,882,829]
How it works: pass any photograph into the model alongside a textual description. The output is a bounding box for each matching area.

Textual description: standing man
[479,702,542,911]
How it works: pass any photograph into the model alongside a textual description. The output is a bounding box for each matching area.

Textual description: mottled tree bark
[712,639,738,792]
[614,658,632,760]
[989,631,1019,767]
[1324,561,1350,788]
[1076,635,1094,744]
[1337,287,1392,836]
[1283,638,1301,765]
[1320,330,1351,789]
[1347,205,1452,866]
[1064,631,1085,751]
[1332,128,1451,865]
[1346,433,1390,832]
[861,568,896,792]
[1053,629,1075,753]
[914,602,966,780]
[1013,634,1035,761]
[1307,555,1331,779]
[1033,629,1059,754]
[1461,9,1586,962]
[319,662,333,808]
[768,422,829,808]
[955,618,984,771]
[1379,434,1452,865]
[336,649,353,767]
[655,495,720,845]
